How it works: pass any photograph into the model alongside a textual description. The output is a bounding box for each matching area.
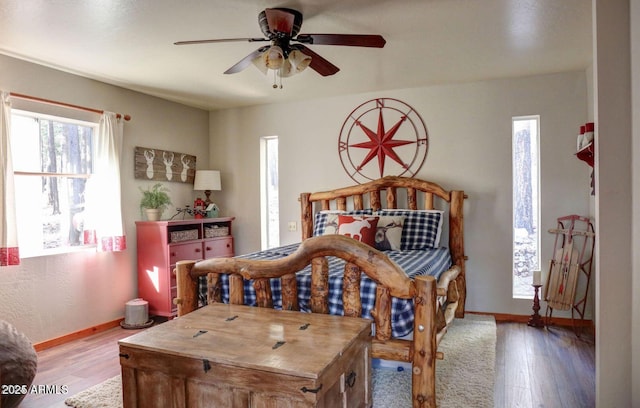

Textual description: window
[512,116,541,298]
[260,136,279,249]
[11,109,98,257]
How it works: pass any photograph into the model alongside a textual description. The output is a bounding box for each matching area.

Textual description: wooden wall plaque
[134,146,196,183]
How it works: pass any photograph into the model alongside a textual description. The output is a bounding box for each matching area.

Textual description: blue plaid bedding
[198,243,452,338]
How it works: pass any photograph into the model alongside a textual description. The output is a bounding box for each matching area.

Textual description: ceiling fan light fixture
[263,45,284,69]
[251,54,269,74]
[288,50,311,73]
[278,59,295,78]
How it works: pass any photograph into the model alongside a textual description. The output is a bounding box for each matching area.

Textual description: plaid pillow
[313,209,373,236]
[376,210,444,250]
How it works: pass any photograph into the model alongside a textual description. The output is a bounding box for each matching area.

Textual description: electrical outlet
[288,221,297,232]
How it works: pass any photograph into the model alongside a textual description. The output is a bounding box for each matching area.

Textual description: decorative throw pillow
[376,209,444,250]
[313,209,373,236]
[320,213,341,236]
[374,215,405,251]
[337,215,379,247]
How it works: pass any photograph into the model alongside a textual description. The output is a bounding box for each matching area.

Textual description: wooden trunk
[119,304,372,408]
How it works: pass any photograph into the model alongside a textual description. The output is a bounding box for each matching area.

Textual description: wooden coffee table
[119,303,372,407]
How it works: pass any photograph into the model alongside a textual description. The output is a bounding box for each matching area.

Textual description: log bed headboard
[299,175,467,317]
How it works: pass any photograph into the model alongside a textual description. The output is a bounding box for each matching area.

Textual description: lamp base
[203,190,212,205]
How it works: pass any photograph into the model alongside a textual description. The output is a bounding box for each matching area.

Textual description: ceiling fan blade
[224,46,270,74]
[294,45,339,76]
[296,34,386,48]
[264,8,295,35]
[174,38,268,46]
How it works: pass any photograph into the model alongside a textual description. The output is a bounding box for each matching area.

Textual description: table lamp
[194,170,221,216]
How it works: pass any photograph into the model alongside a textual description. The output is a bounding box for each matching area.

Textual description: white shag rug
[65,314,496,408]
[372,314,496,407]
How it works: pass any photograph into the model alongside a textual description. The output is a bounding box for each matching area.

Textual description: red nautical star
[350,108,414,177]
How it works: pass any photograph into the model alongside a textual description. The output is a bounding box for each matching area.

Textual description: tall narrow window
[260,136,279,249]
[512,116,540,298]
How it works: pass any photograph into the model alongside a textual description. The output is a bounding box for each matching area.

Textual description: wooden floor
[19,320,594,408]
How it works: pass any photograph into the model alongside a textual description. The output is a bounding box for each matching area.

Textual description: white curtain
[0,91,19,265]
[84,112,127,251]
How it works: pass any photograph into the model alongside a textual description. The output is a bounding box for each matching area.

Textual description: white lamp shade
[194,170,221,191]
[278,59,294,78]
[289,50,311,73]
[252,53,269,75]
[264,46,284,70]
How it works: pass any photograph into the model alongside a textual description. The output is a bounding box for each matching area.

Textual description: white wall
[209,71,591,317]
[594,1,634,406]
[0,54,209,343]
[632,1,640,405]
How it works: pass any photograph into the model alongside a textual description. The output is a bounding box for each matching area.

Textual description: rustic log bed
[175,176,466,408]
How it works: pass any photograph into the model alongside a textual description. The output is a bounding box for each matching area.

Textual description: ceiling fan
[174,8,386,81]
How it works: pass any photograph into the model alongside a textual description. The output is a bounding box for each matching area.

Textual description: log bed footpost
[175,260,198,317]
[412,275,438,408]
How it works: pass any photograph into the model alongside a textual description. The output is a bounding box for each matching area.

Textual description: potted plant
[139,183,172,221]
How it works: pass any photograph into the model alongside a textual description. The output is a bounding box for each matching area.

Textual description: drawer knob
[171,252,176,257]
[195,248,201,253]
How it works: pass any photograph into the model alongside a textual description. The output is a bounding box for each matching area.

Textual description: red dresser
[135,217,234,317]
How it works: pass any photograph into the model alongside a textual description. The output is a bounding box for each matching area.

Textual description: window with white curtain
[11,109,98,257]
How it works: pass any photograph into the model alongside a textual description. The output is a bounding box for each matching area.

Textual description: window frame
[512,115,541,299]
[260,135,279,250]
[10,108,100,258]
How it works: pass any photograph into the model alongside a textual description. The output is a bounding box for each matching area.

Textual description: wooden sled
[543,215,595,335]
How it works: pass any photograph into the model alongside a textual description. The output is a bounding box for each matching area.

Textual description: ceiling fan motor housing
[259,8,303,38]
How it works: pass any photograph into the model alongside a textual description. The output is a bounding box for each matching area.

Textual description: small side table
[528,284,545,328]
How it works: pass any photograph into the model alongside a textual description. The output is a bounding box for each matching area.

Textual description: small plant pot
[145,208,161,221]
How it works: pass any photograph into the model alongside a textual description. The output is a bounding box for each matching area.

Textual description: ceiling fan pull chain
[272,68,284,89]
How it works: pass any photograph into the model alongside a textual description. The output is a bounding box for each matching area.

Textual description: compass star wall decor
[338,98,428,183]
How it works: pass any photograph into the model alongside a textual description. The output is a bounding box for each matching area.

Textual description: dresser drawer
[169,242,204,264]
[204,237,234,258]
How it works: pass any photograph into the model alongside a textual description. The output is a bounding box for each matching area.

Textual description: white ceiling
[0,0,592,111]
